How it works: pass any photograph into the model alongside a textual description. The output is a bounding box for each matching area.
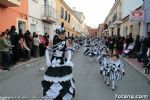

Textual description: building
[103,0,122,37]
[103,0,143,39]
[91,29,98,37]
[0,0,28,34]
[28,0,57,35]
[73,10,88,37]
[97,23,105,37]
[144,0,150,37]
[121,0,143,39]
[86,26,92,36]
[56,0,82,38]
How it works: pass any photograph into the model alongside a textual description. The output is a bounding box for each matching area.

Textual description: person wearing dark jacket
[108,36,114,55]
[142,34,150,68]
[24,30,33,59]
[8,25,19,65]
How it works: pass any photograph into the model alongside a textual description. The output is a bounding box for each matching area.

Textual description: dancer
[41,23,75,100]
[100,52,112,86]
[109,54,125,91]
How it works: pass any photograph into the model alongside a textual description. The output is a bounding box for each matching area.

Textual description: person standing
[8,26,19,65]
[33,33,40,57]
[24,30,33,59]
[0,32,14,70]
[41,23,75,100]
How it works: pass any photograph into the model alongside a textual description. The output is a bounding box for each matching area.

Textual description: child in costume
[109,54,125,91]
[100,52,112,86]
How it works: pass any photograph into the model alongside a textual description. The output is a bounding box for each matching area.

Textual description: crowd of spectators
[104,32,150,72]
[0,25,49,70]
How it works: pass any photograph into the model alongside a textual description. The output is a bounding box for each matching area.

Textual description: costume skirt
[41,65,75,100]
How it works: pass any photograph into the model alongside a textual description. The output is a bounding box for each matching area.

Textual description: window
[123,26,128,36]
[33,0,38,3]
[30,24,36,34]
[60,7,64,19]
[147,23,150,36]
[68,14,70,23]
[147,23,150,32]
[117,28,120,36]
[65,11,67,21]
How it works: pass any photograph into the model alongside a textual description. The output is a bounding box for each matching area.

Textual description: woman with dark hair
[0,32,14,70]
[41,23,75,100]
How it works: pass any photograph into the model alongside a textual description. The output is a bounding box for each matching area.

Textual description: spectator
[108,36,114,55]
[134,34,141,53]
[0,32,14,70]
[6,33,13,67]
[18,37,30,61]
[142,34,150,68]
[24,30,33,59]
[33,33,40,57]
[43,33,49,47]
[8,25,19,65]
[39,35,45,57]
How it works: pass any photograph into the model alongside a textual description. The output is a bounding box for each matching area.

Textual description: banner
[129,10,144,21]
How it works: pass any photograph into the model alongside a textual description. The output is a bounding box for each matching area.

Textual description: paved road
[0,48,150,100]
[73,49,150,100]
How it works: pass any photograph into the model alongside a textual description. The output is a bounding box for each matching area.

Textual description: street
[0,48,150,100]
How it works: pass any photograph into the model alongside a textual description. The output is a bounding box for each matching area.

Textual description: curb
[0,57,43,73]
[120,56,150,82]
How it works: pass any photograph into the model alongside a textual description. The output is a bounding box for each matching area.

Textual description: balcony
[0,0,20,7]
[41,5,57,24]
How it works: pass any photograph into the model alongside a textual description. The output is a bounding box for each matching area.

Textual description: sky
[64,0,115,28]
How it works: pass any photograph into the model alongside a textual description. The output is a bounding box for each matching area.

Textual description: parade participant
[100,52,111,86]
[41,23,75,100]
[109,54,125,91]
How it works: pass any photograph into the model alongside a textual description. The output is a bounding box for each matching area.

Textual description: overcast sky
[64,0,115,28]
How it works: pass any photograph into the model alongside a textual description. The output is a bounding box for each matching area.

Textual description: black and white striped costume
[109,60,124,80]
[100,58,112,76]
[109,60,125,90]
[41,35,75,100]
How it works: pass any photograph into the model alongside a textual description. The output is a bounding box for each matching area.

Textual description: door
[30,24,36,34]
[18,21,26,34]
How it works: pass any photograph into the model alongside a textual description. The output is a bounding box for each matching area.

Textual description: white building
[121,0,143,39]
[73,10,89,37]
[71,15,81,37]
[103,0,143,39]
[28,0,57,36]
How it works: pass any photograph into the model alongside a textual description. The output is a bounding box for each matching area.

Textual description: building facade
[56,0,83,38]
[73,10,88,37]
[0,0,28,34]
[28,0,57,35]
[103,0,143,39]
[144,0,150,37]
[97,23,105,37]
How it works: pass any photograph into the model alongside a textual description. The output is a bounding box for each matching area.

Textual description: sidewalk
[0,57,43,73]
[120,56,150,82]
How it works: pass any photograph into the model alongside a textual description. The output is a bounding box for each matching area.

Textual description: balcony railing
[41,5,57,23]
[0,0,20,7]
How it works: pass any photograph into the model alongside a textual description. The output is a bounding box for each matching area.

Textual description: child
[100,52,112,86]
[109,54,125,91]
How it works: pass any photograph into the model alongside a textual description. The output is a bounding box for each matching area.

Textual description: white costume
[41,25,75,100]
[100,57,112,85]
[109,59,125,90]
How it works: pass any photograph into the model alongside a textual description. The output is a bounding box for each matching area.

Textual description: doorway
[18,21,26,34]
